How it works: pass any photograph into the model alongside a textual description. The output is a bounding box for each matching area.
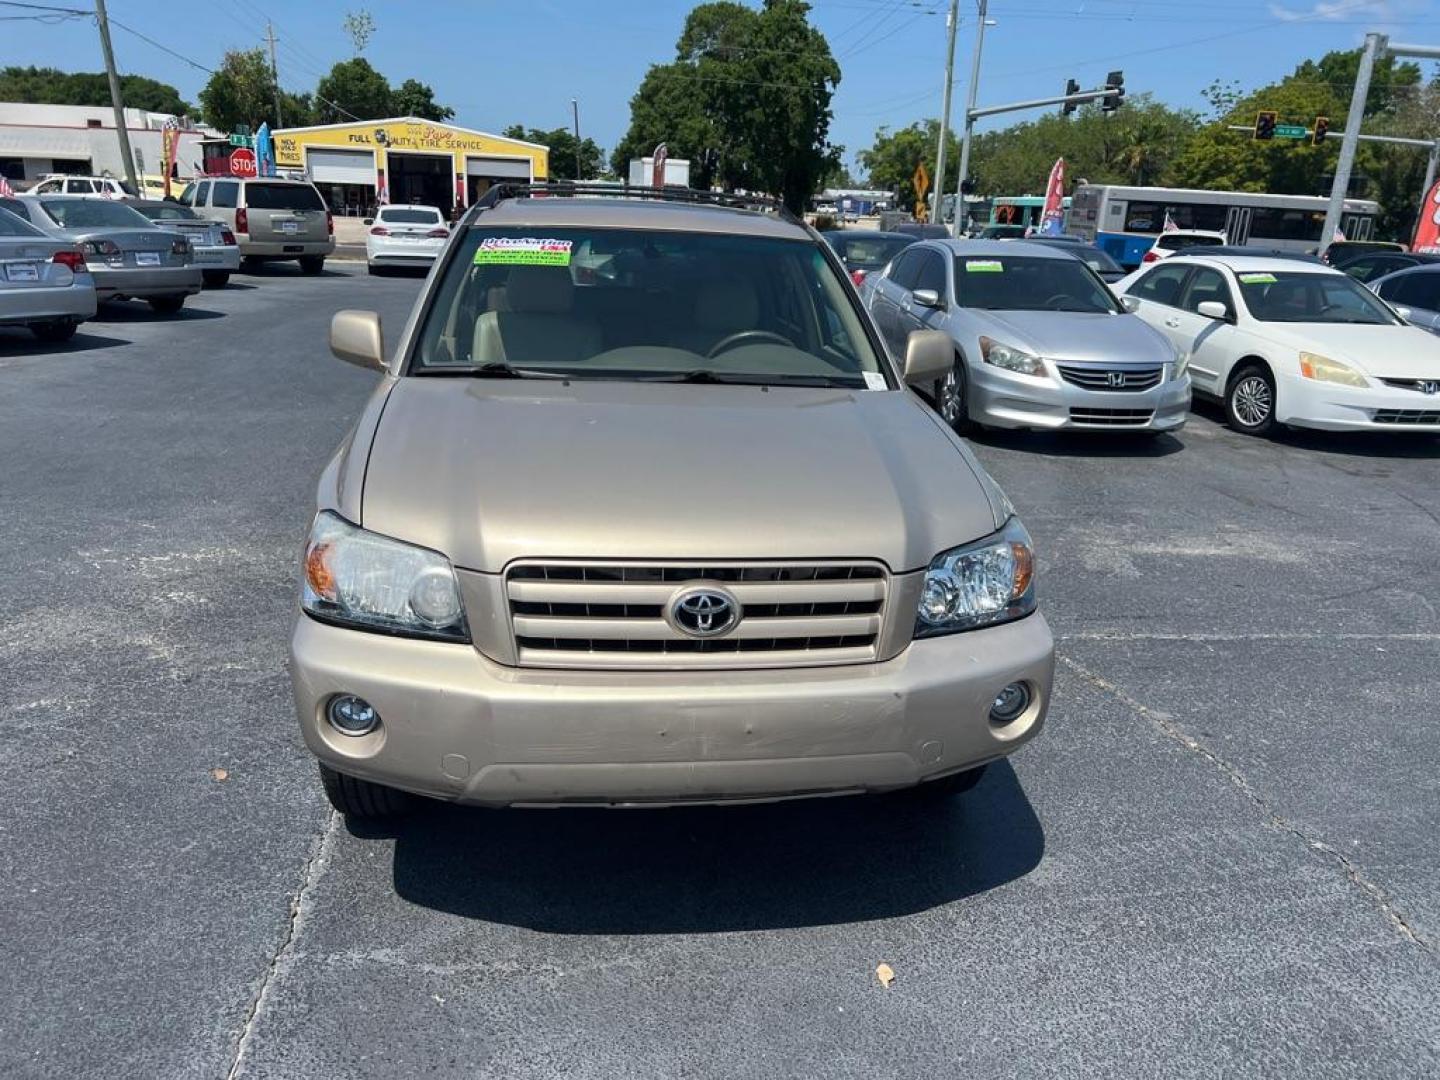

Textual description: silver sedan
[0,205,97,342]
[863,240,1190,433]
[3,195,201,314]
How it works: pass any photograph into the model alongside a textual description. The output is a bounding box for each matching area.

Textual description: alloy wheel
[1231,375,1272,428]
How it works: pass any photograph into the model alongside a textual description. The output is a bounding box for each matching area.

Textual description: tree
[613,0,841,210]
[314,58,393,124]
[0,66,192,116]
[858,120,958,204]
[504,125,606,180]
[198,49,284,131]
[393,79,454,121]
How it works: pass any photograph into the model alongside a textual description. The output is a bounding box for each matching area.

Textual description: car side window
[195,181,212,207]
[1387,273,1440,310]
[65,178,91,193]
[1180,268,1234,315]
[1130,263,1191,308]
[1341,256,1384,282]
[0,196,28,220]
[211,181,238,209]
[889,250,922,290]
[913,249,947,297]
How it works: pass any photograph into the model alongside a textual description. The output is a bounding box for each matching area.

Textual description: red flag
[0,174,13,197]
[1038,157,1065,236]
[1412,178,1440,253]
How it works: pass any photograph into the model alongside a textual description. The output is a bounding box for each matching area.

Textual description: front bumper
[968,361,1191,431]
[238,237,335,258]
[1278,373,1440,431]
[193,245,241,272]
[290,611,1055,807]
[90,265,202,300]
[0,279,97,325]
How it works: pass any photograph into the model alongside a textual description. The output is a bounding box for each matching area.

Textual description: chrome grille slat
[1069,407,1155,427]
[1373,409,1440,425]
[506,561,889,669]
[1057,364,1163,392]
[1380,378,1440,395]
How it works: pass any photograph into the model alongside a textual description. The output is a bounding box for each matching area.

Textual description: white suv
[30,175,133,198]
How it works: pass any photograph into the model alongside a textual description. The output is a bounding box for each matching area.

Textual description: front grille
[1069,407,1155,427]
[505,562,888,669]
[1057,364,1163,392]
[1373,409,1440,425]
[1380,378,1440,395]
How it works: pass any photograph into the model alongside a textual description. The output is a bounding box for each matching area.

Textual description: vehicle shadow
[237,263,350,279]
[0,329,131,353]
[208,281,257,291]
[1192,399,1439,458]
[966,427,1185,459]
[365,760,1044,934]
[89,304,226,323]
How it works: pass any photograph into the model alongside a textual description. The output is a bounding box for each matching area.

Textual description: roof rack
[469,182,804,227]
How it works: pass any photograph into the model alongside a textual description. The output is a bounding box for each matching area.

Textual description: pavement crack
[1058,653,1430,950]
[224,809,339,1080]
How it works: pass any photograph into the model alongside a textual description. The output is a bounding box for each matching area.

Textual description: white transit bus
[1067,184,1381,267]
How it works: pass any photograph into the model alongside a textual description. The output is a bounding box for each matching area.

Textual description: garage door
[466,156,530,179]
[307,148,374,185]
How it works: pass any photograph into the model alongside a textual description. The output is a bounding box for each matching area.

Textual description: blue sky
[3,0,1436,173]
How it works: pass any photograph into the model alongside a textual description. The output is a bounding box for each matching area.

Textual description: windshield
[831,235,912,270]
[134,204,199,221]
[1236,270,1401,324]
[1157,233,1222,251]
[412,226,885,387]
[953,254,1120,313]
[0,207,44,238]
[39,199,154,229]
[379,208,443,224]
[244,183,325,211]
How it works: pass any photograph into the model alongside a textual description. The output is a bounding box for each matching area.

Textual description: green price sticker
[473,238,573,266]
[1238,273,1276,284]
[965,260,1004,273]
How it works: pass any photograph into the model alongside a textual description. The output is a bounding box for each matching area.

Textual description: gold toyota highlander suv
[292,184,1055,818]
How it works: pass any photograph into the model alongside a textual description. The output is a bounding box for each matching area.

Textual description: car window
[0,206,45,237]
[0,196,29,220]
[1383,272,1440,310]
[1340,256,1385,282]
[64,179,92,194]
[136,204,199,221]
[833,236,912,270]
[1129,263,1191,308]
[244,182,325,211]
[177,183,195,206]
[1235,270,1401,324]
[38,199,154,228]
[953,254,1118,313]
[888,249,922,289]
[1181,268,1234,314]
[211,181,238,209]
[377,207,442,225]
[412,227,886,387]
[913,249,947,296]
[1157,233,1222,252]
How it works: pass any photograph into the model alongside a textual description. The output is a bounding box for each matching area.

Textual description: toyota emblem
[1107,371,1126,388]
[669,588,740,638]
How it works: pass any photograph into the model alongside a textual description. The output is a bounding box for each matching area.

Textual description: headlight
[915,517,1036,638]
[301,511,469,642]
[1298,351,1367,387]
[979,336,1046,377]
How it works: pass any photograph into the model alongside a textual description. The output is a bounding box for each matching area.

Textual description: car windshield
[379,208,442,224]
[953,254,1119,313]
[39,199,153,229]
[1235,270,1401,324]
[245,183,325,211]
[412,225,885,387]
[0,207,44,237]
[832,235,912,269]
[135,204,199,221]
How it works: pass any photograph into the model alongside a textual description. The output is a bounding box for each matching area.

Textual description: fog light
[328,694,379,736]
[989,682,1031,725]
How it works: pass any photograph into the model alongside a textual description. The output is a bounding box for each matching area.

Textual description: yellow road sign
[912,161,930,200]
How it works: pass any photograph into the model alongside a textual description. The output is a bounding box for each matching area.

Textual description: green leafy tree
[314,58,393,124]
[0,66,192,116]
[393,79,453,122]
[198,49,284,131]
[503,125,606,180]
[858,119,958,204]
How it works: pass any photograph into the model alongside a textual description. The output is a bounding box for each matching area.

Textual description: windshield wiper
[422,362,570,379]
[643,369,863,388]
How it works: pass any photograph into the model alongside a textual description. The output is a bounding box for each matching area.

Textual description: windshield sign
[954,254,1119,313]
[1235,270,1400,324]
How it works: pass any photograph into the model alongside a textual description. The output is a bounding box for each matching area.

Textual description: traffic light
[1102,71,1125,113]
[1313,116,1330,145]
[1062,78,1081,116]
[1254,110,1277,140]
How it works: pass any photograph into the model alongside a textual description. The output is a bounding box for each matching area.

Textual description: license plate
[4,262,39,281]
[195,251,220,262]
[135,251,161,266]
[281,221,299,235]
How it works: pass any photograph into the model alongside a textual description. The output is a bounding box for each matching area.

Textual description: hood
[969,309,1173,364]
[1254,321,1440,380]
[360,379,1000,574]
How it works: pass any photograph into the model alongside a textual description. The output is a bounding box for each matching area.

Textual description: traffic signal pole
[1320,32,1384,249]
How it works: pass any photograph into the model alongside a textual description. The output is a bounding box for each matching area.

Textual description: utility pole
[571,98,582,181]
[94,0,139,193]
[267,22,283,128]
[931,0,960,225]
[1321,32,1384,250]
[950,0,988,236]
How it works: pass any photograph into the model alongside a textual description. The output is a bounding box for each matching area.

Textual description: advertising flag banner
[162,118,179,198]
[1039,157,1066,236]
[1413,178,1440,253]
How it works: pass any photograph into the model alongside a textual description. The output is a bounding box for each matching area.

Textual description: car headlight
[1298,351,1367,387]
[915,517,1036,638]
[301,511,469,642]
[979,336,1046,377]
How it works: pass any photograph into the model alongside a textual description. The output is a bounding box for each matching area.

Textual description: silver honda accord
[863,239,1190,432]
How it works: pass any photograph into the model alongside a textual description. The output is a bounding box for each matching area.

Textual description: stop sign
[229,148,257,177]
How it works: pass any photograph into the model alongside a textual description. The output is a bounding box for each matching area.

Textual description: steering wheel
[706,330,795,358]
[1042,293,1072,310]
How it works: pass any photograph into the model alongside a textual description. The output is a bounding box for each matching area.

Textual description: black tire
[896,764,988,802]
[1225,362,1276,436]
[318,763,411,819]
[933,356,974,434]
[299,255,326,275]
[366,262,382,276]
[202,270,230,288]
[148,294,185,315]
[30,319,78,343]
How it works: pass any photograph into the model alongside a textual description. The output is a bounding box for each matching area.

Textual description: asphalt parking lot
[2,265,1437,1079]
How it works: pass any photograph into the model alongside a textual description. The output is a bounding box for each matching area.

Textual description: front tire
[30,319,78,343]
[318,763,411,820]
[299,255,326,275]
[148,295,185,315]
[1225,363,1276,436]
[933,357,974,434]
[203,270,230,288]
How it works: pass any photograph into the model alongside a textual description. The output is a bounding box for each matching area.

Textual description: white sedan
[1117,255,1440,434]
[364,204,449,273]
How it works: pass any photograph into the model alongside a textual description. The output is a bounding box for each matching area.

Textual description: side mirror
[330,310,386,372]
[1119,295,1140,313]
[362,217,374,225]
[903,329,953,385]
[1196,300,1229,321]
[911,288,944,309]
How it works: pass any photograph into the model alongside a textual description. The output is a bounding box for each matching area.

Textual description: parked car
[2,194,200,313]
[862,240,1188,433]
[364,203,449,274]
[1140,229,1226,265]
[1335,250,1440,284]
[29,174,134,198]
[1368,264,1440,336]
[1320,239,1406,267]
[1118,255,1440,434]
[292,185,1054,819]
[125,199,240,287]
[1024,238,1127,283]
[893,222,951,240]
[976,224,1027,240]
[178,175,333,273]
[820,229,917,286]
[0,205,96,342]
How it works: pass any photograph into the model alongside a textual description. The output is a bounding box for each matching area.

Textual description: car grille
[1068,407,1155,427]
[1057,364,1163,392]
[1373,409,1440,425]
[505,561,889,670]
[1380,378,1440,395]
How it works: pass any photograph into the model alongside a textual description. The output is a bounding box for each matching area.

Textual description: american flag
[0,174,13,196]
